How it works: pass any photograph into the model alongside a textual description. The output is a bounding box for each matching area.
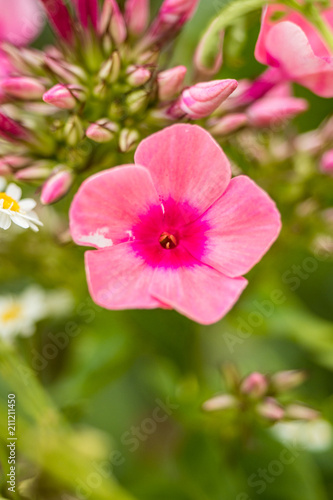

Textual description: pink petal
[150,257,248,325]
[256,4,333,65]
[0,0,44,46]
[85,244,162,310]
[247,95,308,127]
[182,176,281,278]
[265,22,333,98]
[73,0,99,29]
[70,165,161,248]
[134,124,231,223]
[40,0,74,43]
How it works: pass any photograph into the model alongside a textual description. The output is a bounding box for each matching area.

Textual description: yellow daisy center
[1,304,22,323]
[0,193,20,211]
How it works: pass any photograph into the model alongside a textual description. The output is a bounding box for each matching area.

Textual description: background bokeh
[1,1,333,499]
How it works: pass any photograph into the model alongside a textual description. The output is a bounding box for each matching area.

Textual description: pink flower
[0,0,44,46]
[320,149,333,174]
[70,125,281,324]
[255,3,333,97]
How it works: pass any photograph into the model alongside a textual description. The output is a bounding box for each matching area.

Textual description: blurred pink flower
[0,0,43,46]
[70,124,281,324]
[255,3,333,97]
[320,149,333,174]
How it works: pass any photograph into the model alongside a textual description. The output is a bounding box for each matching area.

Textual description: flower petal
[0,212,11,229]
[6,183,22,201]
[85,244,163,310]
[19,198,37,211]
[150,257,248,325]
[11,214,30,229]
[182,176,281,278]
[134,124,231,223]
[266,22,333,98]
[70,165,161,248]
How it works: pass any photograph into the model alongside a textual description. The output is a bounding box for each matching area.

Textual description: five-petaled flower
[70,124,281,325]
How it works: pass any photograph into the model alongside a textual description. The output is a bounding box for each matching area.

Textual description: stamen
[159,231,178,250]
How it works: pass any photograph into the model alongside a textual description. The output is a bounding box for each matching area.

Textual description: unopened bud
[126,90,148,114]
[98,52,121,83]
[209,113,247,136]
[241,372,268,399]
[86,119,118,143]
[247,96,308,128]
[64,116,84,147]
[0,156,30,170]
[202,394,238,412]
[41,169,74,204]
[1,77,45,100]
[170,79,238,120]
[125,0,149,36]
[15,166,51,181]
[257,398,285,421]
[43,84,85,109]
[320,150,333,175]
[271,370,307,393]
[100,0,127,44]
[285,404,320,421]
[158,66,187,101]
[127,66,151,87]
[119,128,139,152]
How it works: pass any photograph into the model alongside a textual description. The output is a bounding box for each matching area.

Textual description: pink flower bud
[202,394,238,412]
[0,156,30,169]
[209,113,248,136]
[241,372,268,399]
[1,77,45,100]
[100,0,127,45]
[158,66,187,101]
[73,0,99,30]
[40,0,74,43]
[127,66,151,87]
[271,370,307,392]
[247,96,308,128]
[0,112,30,142]
[320,150,333,175]
[0,164,11,175]
[194,20,224,76]
[125,0,149,36]
[43,84,85,109]
[41,169,74,205]
[285,404,320,421]
[154,0,199,33]
[119,128,140,152]
[15,166,51,181]
[257,398,285,421]
[86,119,118,143]
[170,79,238,120]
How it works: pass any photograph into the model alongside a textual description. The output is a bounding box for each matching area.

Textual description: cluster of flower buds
[0,0,310,206]
[203,364,320,424]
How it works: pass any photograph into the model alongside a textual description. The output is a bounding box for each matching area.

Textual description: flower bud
[119,128,140,152]
[127,66,151,87]
[157,66,187,101]
[271,370,307,393]
[202,394,238,412]
[86,119,118,143]
[285,404,320,421]
[247,96,308,128]
[125,0,149,36]
[15,166,51,181]
[98,52,121,83]
[74,0,99,30]
[45,57,87,84]
[41,169,74,205]
[0,164,11,175]
[209,113,247,136]
[170,79,238,120]
[194,19,224,76]
[64,116,84,146]
[126,90,148,114]
[43,84,85,109]
[100,0,127,45]
[1,77,46,100]
[0,112,31,142]
[0,156,30,170]
[241,372,268,399]
[149,0,199,43]
[257,398,285,421]
[40,0,74,43]
[320,150,333,175]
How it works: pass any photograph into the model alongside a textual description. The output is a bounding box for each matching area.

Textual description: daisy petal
[134,124,231,223]
[0,212,11,229]
[182,176,281,278]
[85,244,163,310]
[11,214,30,229]
[70,165,161,249]
[6,183,22,201]
[150,257,248,325]
[19,198,37,211]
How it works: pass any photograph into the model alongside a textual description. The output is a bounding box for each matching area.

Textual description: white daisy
[0,177,43,232]
[0,286,46,341]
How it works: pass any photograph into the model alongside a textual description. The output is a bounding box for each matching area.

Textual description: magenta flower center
[159,231,178,249]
